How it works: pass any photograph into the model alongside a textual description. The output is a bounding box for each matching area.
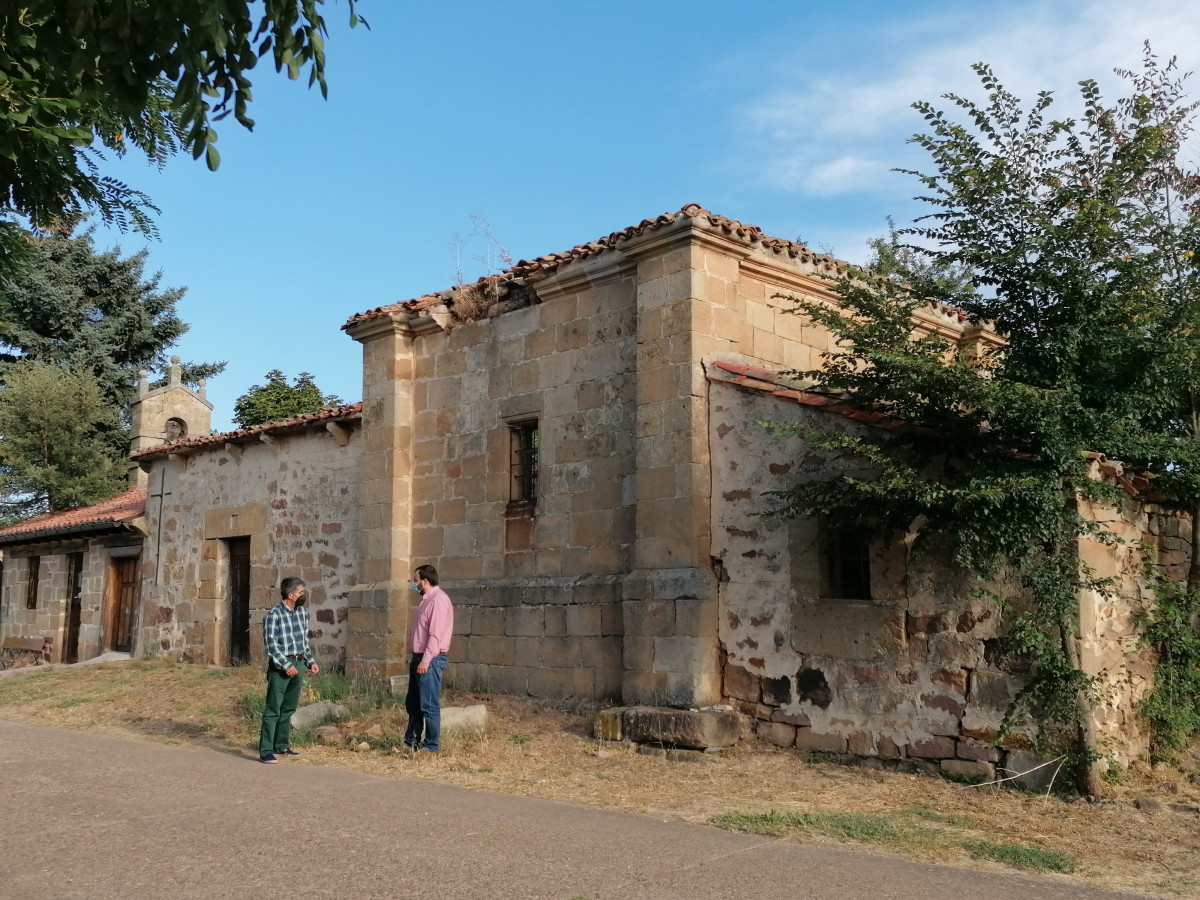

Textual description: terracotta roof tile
[343,204,859,329]
[0,487,147,543]
[130,402,363,461]
[709,359,918,434]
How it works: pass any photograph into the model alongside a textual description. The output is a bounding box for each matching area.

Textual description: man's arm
[420,593,453,667]
[300,608,318,671]
[262,608,290,670]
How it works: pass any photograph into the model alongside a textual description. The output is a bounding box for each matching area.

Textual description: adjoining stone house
[0,204,1168,769]
[0,357,363,669]
[0,358,210,663]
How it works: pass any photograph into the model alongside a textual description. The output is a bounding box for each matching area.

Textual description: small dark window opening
[826,533,871,600]
[26,555,40,610]
[509,420,539,504]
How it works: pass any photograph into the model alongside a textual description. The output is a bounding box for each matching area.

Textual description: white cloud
[736,0,1200,195]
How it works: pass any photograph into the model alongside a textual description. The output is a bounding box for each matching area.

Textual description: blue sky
[91,0,1200,431]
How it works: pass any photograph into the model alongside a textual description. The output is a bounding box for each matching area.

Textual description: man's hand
[309,663,320,674]
[285,665,298,676]
[417,660,429,674]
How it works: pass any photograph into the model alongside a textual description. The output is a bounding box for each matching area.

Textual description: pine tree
[0,362,127,520]
[0,221,225,409]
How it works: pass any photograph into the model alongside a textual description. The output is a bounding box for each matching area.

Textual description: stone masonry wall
[0,540,115,662]
[140,425,360,666]
[405,269,638,699]
[709,375,1031,780]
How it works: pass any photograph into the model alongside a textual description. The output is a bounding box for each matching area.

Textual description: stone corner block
[621,706,739,750]
[593,706,625,742]
[441,704,488,734]
[290,700,348,729]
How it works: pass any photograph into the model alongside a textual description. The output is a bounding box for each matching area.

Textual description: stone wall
[709,372,1033,779]
[400,268,639,698]
[139,424,360,665]
[0,539,127,662]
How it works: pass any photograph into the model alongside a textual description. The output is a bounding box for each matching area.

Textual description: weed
[899,807,971,828]
[961,840,1076,873]
[510,734,530,745]
[1103,759,1127,784]
[289,725,316,747]
[200,705,220,715]
[712,809,923,845]
[239,691,265,721]
[52,696,92,709]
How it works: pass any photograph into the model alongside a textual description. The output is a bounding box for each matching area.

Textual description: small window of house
[26,555,40,610]
[823,533,872,600]
[509,420,539,505]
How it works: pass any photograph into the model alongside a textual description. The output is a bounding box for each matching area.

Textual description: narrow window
[26,555,40,610]
[824,533,871,600]
[509,420,539,505]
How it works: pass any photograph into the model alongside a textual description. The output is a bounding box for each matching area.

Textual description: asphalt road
[0,720,1145,900]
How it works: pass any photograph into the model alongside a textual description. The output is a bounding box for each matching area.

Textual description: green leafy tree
[0,220,225,409]
[233,370,342,428]
[0,361,127,520]
[770,48,1200,790]
[0,1,365,258]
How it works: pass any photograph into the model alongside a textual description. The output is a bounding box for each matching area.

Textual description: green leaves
[0,1,365,248]
[233,370,342,428]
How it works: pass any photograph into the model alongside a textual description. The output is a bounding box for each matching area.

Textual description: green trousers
[259,664,304,756]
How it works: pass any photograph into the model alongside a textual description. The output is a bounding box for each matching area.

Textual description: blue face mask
[412,581,422,594]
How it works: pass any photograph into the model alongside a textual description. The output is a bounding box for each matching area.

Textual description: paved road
[0,720,1144,900]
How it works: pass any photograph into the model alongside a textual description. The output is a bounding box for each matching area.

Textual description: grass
[713,808,1078,874]
[0,659,1197,898]
[961,840,1077,873]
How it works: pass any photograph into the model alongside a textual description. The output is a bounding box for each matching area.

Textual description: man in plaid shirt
[259,577,319,763]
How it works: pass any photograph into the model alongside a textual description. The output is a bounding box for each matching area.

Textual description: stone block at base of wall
[622,706,739,750]
[940,759,995,782]
[593,707,623,741]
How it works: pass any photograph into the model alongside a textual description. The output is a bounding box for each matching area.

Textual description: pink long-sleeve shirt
[410,585,454,665]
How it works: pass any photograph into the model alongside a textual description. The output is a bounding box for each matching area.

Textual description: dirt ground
[1,659,1197,898]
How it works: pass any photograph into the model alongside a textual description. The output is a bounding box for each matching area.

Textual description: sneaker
[259,753,278,764]
[280,749,301,757]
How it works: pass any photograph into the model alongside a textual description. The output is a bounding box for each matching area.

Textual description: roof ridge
[130,401,363,460]
[344,204,857,328]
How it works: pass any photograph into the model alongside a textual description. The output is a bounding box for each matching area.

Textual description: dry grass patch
[1,659,1198,898]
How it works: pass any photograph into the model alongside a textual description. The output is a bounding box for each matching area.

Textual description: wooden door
[227,538,251,665]
[65,552,84,663]
[108,556,140,653]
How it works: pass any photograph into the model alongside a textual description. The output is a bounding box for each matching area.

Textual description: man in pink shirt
[403,564,455,753]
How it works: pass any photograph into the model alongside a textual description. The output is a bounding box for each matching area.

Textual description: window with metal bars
[26,555,40,610]
[509,420,539,505]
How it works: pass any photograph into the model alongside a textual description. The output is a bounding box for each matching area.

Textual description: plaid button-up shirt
[262,602,315,670]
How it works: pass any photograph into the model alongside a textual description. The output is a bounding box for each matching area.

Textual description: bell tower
[128,356,214,487]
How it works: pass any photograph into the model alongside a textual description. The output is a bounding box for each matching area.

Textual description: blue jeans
[404,652,448,751]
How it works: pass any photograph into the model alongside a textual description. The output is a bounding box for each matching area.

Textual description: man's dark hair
[414,565,438,586]
[280,576,306,599]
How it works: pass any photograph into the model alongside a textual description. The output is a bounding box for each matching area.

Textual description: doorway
[107,555,140,653]
[65,552,84,663]
[226,537,251,664]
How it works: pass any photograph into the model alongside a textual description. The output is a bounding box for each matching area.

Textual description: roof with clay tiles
[343,204,975,329]
[710,359,1154,496]
[708,359,921,434]
[130,402,363,461]
[0,487,147,545]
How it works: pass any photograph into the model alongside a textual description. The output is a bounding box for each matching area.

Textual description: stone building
[0,357,210,663]
[0,205,1167,770]
[128,402,362,665]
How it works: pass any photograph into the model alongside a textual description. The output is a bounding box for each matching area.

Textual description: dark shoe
[259,753,278,764]
[280,749,301,757]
